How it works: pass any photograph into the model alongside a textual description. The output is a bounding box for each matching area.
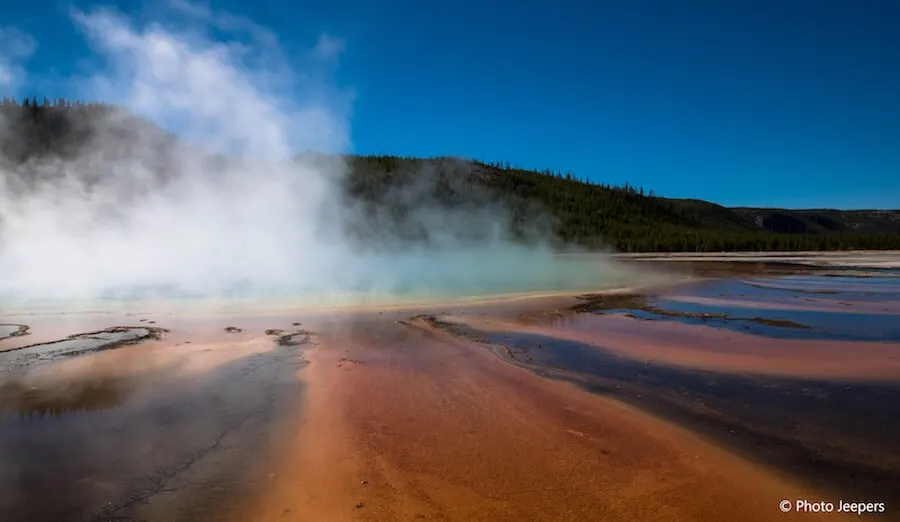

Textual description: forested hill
[344,156,900,251]
[2,97,899,252]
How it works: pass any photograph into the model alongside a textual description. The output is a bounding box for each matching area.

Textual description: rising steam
[0,4,637,307]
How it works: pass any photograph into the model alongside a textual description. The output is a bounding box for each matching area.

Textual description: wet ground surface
[573,276,900,342]
[427,273,900,513]
[0,325,308,522]
[0,327,167,378]
[468,329,900,506]
[1,267,899,521]
[0,323,30,341]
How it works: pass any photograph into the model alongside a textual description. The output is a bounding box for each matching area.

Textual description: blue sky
[2,0,899,209]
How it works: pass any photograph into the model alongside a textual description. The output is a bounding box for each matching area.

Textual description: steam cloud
[0,4,636,308]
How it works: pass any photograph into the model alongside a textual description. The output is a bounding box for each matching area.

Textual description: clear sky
[2,0,899,209]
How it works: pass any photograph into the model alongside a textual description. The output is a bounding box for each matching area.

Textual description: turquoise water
[1,254,652,314]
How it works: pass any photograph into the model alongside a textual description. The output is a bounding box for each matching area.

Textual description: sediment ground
[1,263,898,521]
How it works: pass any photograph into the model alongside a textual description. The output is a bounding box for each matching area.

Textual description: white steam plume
[0,4,640,307]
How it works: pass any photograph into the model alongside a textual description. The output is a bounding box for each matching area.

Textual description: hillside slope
[1,98,898,252]
[344,156,900,251]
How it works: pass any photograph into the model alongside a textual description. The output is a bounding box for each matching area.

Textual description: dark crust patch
[0,324,31,341]
[571,293,809,329]
[3,326,168,355]
[274,330,312,347]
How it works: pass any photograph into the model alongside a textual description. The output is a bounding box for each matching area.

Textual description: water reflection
[575,276,900,342]
[643,299,900,341]
[472,327,900,509]
[0,375,133,419]
[421,273,900,508]
[0,327,306,522]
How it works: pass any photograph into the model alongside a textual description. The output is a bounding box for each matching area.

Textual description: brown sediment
[53,334,281,380]
[444,313,900,380]
[571,292,648,313]
[247,317,848,522]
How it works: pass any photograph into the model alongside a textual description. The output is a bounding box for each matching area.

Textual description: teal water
[1,254,653,314]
